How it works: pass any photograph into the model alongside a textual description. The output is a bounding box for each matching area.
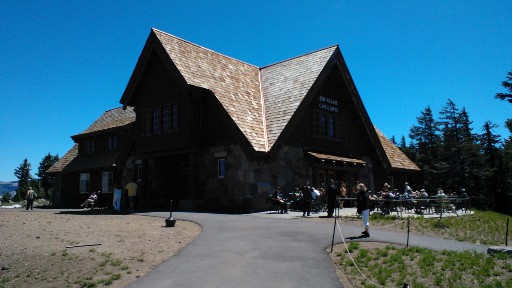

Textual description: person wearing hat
[420,189,429,198]
[26,187,35,210]
[356,183,370,237]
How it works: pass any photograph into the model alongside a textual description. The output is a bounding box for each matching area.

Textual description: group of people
[375,182,468,202]
[270,179,371,237]
[79,179,138,212]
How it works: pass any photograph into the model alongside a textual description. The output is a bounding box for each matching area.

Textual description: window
[144,110,151,134]
[102,172,113,193]
[137,165,143,181]
[170,103,178,131]
[143,104,177,135]
[161,106,169,131]
[86,140,95,154]
[152,108,160,133]
[217,158,225,178]
[106,135,118,152]
[80,173,90,194]
[313,110,341,139]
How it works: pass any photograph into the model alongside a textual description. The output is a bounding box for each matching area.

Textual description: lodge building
[48,28,420,211]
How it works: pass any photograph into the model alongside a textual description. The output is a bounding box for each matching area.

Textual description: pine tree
[409,106,441,192]
[480,121,506,211]
[13,159,32,201]
[36,153,59,199]
[495,70,512,103]
[438,99,463,194]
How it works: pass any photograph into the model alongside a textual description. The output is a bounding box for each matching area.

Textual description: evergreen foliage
[13,158,32,201]
[405,97,512,213]
[495,70,512,103]
[36,153,59,199]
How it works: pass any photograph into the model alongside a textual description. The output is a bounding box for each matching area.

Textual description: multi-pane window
[313,110,341,139]
[106,135,118,152]
[143,104,178,135]
[169,103,178,131]
[86,140,95,154]
[152,108,160,133]
[102,172,113,193]
[79,173,90,194]
[217,158,225,178]
[144,110,151,134]
[161,106,169,131]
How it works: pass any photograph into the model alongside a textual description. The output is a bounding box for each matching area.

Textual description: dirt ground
[0,209,201,288]
[0,208,381,288]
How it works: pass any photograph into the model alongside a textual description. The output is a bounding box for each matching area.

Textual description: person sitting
[272,186,288,214]
[419,189,429,198]
[81,191,98,209]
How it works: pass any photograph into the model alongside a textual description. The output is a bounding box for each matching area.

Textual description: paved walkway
[127,209,488,288]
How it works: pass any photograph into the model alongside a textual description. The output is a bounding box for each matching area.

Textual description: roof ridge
[258,70,269,152]
[260,45,338,70]
[151,28,259,69]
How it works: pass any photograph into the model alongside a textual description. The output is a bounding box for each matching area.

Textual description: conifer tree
[13,158,32,201]
[36,153,59,199]
[409,106,441,192]
[495,70,512,103]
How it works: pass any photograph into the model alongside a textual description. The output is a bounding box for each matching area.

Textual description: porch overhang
[306,151,366,167]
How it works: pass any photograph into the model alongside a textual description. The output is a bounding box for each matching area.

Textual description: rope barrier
[334,218,383,287]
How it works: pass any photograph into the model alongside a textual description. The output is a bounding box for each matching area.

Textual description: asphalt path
[127,211,491,288]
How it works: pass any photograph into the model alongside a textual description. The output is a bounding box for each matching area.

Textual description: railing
[340,197,472,217]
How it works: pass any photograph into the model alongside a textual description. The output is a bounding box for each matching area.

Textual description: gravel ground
[0,209,201,288]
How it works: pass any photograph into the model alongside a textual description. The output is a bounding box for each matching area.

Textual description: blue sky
[1,1,511,181]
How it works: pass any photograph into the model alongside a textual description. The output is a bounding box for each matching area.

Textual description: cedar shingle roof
[74,107,135,138]
[47,107,135,174]
[153,29,266,151]
[374,127,420,171]
[120,29,419,173]
[47,144,78,174]
[261,47,337,149]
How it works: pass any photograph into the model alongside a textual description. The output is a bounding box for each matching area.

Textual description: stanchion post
[331,217,337,253]
[506,217,509,247]
[406,217,410,248]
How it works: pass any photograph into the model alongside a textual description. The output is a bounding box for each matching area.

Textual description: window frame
[101,171,113,194]
[79,173,90,194]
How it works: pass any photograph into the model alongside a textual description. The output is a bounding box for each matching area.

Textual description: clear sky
[1,1,511,181]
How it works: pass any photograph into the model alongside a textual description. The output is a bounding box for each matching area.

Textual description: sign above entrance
[318,96,339,113]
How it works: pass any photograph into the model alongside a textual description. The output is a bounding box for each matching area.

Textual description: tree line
[6,153,60,204]
[395,70,512,214]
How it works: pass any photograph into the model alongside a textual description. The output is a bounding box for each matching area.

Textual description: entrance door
[317,169,348,190]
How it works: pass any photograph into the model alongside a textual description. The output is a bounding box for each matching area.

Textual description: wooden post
[406,217,411,248]
[330,217,337,253]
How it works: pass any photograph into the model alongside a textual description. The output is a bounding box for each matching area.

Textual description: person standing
[301,181,312,217]
[325,179,339,217]
[125,180,138,212]
[339,181,347,209]
[26,187,35,210]
[113,184,122,213]
[356,183,370,237]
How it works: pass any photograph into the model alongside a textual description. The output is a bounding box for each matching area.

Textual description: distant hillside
[0,181,17,196]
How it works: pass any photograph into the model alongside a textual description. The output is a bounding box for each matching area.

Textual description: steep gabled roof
[261,46,337,150]
[47,144,78,174]
[73,107,135,139]
[47,107,136,174]
[118,28,419,173]
[374,127,420,171]
[152,29,266,152]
